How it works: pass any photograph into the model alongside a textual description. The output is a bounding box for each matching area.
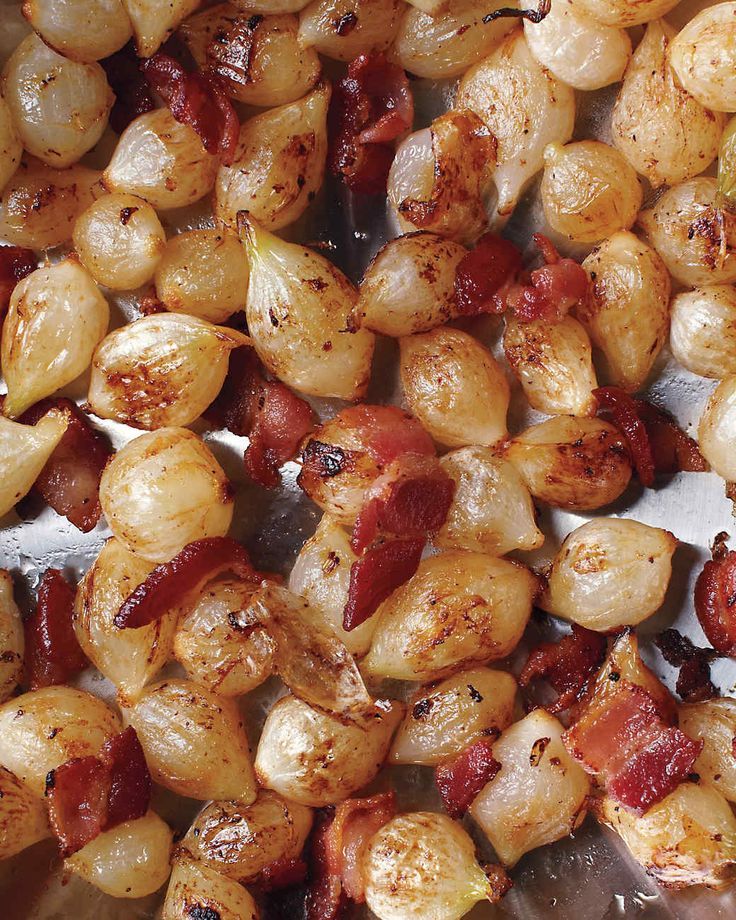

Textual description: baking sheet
[2,0,736,916]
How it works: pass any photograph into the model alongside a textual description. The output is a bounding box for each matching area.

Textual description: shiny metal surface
[1,0,736,916]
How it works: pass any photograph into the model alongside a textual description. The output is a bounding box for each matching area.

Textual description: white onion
[670,285,736,380]
[22,0,133,62]
[399,327,509,449]
[679,699,736,804]
[457,29,576,221]
[73,192,166,291]
[0,571,23,704]
[88,313,248,430]
[362,551,536,682]
[698,375,736,481]
[98,427,234,563]
[240,215,374,400]
[103,108,219,210]
[0,410,68,520]
[2,33,112,168]
[215,81,329,231]
[124,678,257,802]
[2,259,109,419]
[578,230,671,393]
[0,766,49,860]
[540,518,677,631]
[123,0,200,57]
[155,228,250,323]
[0,95,22,195]
[470,708,590,867]
[163,859,259,920]
[669,2,736,113]
[436,447,544,556]
[298,0,403,61]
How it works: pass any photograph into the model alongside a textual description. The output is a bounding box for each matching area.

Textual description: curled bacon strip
[519,625,607,713]
[342,405,436,468]
[329,53,414,195]
[343,538,424,632]
[694,547,736,655]
[46,726,151,856]
[0,245,35,316]
[454,232,523,316]
[100,41,155,134]
[594,386,655,487]
[435,739,501,819]
[114,537,262,629]
[142,53,239,164]
[654,629,718,703]
[20,398,112,533]
[24,569,87,690]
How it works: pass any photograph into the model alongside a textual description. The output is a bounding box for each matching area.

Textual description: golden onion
[0,95,22,195]
[567,0,680,26]
[0,410,68,520]
[698,375,736,482]
[163,860,259,920]
[22,0,133,62]
[298,0,403,61]
[679,699,736,804]
[670,285,736,380]
[669,3,736,113]
[123,0,200,57]
[0,766,49,860]
[0,572,23,704]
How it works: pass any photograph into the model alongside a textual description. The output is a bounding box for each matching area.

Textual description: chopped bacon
[46,727,151,856]
[100,41,155,134]
[338,405,435,467]
[503,234,589,323]
[329,53,414,195]
[343,537,424,632]
[208,347,314,488]
[435,739,501,818]
[24,569,87,690]
[259,856,308,892]
[20,398,112,533]
[654,629,718,703]
[142,53,239,164]
[114,537,262,629]
[454,232,523,316]
[694,548,736,655]
[594,386,655,487]
[564,680,702,814]
[519,625,607,713]
[0,245,35,316]
[351,454,454,554]
[306,808,347,920]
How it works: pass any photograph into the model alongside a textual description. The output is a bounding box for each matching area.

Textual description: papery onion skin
[298,0,404,61]
[567,0,679,26]
[399,327,510,449]
[540,518,677,632]
[88,313,248,430]
[240,215,374,400]
[0,158,101,251]
[669,3,736,114]
[0,572,23,704]
[436,447,544,556]
[124,678,257,802]
[354,232,466,337]
[215,81,329,231]
[2,33,113,169]
[542,141,642,243]
[73,192,166,291]
[98,428,234,564]
[698,376,736,482]
[679,699,736,804]
[470,708,590,867]
[22,0,133,63]
[637,178,736,288]
[611,21,725,189]
[457,28,576,221]
[0,96,22,195]
[0,410,69,520]
[103,108,220,210]
[0,686,121,796]
[254,695,403,806]
[362,551,536,682]
[0,766,50,860]
[504,314,598,417]
[162,859,260,920]
[155,228,249,323]
[670,286,736,380]
[123,0,200,58]
[524,0,630,91]
[391,0,518,80]
[504,416,632,510]
[578,230,671,393]
[596,783,736,889]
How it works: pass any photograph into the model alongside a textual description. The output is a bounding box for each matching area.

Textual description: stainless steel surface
[2,0,736,916]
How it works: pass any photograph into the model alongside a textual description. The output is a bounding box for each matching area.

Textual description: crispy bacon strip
[339,405,436,467]
[306,809,347,920]
[20,398,112,533]
[329,52,414,195]
[0,245,35,316]
[343,537,424,632]
[100,41,155,134]
[564,680,702,814]
[695,548,736,655]
[24,569,87,690]
[114,537,262,629]
[45,727,151,856]
[519,625,607,713]
[435,739,501,818]
[142,53,239,164]
[454,232,523,316]
[654,629,718,703]
[351,454,455,554]
[594,386,655,487]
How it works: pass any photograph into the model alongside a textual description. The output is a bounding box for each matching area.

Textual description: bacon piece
[24,569,87,690]
[20,398,112,533]
[519,625,607,713]
[343,537,424,632]
[695,549,736,655]
[101,726,152,829]
[594,386,655,487]
[351,454,455,554]
[114,537,262,630]
[454,232,523,316]
[654,629,718,703]
[503,234,589,323]
[0,245,35,317]
[485,864,514,904]
[142,53,239,164]
[329,52,414,195]
[306,808,347,920]
[101,41,155,134]
[259,856,308,892]
[435,739,501,818]
[630,399,707,475]
[339,405,435,467]
[564,680,702,814]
